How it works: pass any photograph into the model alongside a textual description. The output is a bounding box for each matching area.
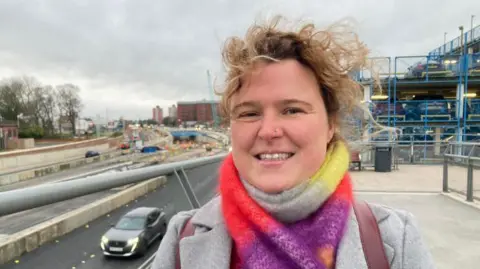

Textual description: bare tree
[56,84,83,136]
[0,78,26,123]
[32,85,58,136]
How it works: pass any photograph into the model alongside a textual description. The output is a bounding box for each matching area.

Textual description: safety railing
[371,99,459,123]
[394,55,459,82]
[443,142,480,202]
[0,153,228,217]
[429,24,480,56]
[357,53,479,83]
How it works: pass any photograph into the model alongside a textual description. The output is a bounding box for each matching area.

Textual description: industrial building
[354,24,479,161]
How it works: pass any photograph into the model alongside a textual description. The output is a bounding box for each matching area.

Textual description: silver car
[100,207,167,257]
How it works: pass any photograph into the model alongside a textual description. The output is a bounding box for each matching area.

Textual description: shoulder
[167,209,198,234]
[368,203,436,268]
[149,209,197,269]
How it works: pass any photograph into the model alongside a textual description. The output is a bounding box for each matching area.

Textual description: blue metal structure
[170,131,204,138]
[357,28,480,145]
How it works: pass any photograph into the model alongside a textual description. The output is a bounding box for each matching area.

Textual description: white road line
[137,253,156,269]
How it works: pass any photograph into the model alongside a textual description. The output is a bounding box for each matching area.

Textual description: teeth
[259,153,291,161]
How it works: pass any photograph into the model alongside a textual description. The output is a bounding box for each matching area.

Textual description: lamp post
[471,15,476,42]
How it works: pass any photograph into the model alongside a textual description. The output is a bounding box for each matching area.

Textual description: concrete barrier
[0,137,171,187]
[0,176,167,265]
[0,138,111,171]
[0,150,124,186]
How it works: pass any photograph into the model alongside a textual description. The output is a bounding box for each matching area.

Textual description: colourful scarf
[220,141,353,269]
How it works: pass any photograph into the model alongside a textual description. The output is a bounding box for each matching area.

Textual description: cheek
[288,117,331,149]
[230,122,255,150]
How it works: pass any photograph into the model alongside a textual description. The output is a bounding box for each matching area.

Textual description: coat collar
[180,196,394,269]
[179,196,232,269]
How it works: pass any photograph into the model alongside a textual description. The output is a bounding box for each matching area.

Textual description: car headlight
[127,237,139,245]
[101,236,108,244]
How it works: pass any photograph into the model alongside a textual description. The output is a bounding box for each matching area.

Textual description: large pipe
[0,153,228,217]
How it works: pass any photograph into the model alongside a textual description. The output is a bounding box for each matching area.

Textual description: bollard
[466,160,474,202]
[443,155,449,193]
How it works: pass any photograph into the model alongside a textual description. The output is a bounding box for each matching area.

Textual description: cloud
[0,0,478,119]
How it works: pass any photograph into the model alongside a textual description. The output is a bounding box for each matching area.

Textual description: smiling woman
[151,16,435,269]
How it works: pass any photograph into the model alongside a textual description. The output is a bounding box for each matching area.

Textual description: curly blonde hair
[217,16,373,144]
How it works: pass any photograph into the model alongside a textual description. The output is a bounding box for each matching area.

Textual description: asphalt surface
[1,159,222,269]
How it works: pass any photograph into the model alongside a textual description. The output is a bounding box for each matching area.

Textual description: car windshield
[114,216,146,230]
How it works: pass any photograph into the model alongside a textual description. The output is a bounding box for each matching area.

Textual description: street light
[444,32,447,54]
[471,15,476,42]
[459,26,464,54]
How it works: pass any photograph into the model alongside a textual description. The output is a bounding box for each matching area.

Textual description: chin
[250,174,298,194]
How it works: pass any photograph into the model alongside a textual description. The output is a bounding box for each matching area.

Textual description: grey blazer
[151,196,436,269]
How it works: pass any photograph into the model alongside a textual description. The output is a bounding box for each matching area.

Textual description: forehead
[231,60,322,105]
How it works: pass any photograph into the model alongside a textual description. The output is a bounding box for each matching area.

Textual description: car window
[115,216,146,230]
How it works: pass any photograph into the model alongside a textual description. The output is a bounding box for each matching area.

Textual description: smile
[255,153,294,161]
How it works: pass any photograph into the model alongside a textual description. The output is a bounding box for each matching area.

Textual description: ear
[327,124,335,143]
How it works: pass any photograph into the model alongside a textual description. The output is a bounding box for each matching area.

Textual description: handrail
[0,153,228,217]
[442,142,479,202]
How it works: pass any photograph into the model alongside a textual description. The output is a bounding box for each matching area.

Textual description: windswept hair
[216,16,392,145]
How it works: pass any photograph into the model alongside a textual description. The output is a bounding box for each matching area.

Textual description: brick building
[177,100,220,123]
[0,120,18,149]
[152,105,163,124]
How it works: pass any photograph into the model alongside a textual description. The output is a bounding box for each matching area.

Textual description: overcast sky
[0,0,478,120]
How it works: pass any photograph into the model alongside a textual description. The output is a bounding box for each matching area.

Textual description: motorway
[1,156,222,269]
[0,149,214,236]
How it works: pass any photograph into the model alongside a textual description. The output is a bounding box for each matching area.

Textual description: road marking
[137,253,156,269]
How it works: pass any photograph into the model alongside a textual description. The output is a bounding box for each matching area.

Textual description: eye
[239,111,259,118]
[283,107,304,115]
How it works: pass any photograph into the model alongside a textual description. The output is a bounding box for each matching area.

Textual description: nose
[257,115,283,141]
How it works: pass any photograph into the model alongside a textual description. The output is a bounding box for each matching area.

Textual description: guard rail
[443,142,480,202]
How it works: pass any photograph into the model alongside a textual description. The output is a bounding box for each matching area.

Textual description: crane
[206,70,218,128]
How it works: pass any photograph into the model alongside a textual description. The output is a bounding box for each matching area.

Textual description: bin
[374,145,392,172]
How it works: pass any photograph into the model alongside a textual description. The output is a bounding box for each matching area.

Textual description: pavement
[352,164,480,269]
[357,193,480,269]
[351,164,480,197]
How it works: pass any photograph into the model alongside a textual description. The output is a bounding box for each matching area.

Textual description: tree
[0,78,25,122]
[162,116,177,126]
[56,84,83,136]
[33,85,58,136]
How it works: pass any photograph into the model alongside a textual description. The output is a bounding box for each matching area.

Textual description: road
[1,155,221,269]
[0,149,217,236]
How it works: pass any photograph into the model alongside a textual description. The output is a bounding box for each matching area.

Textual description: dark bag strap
[175,201,390,269]
[353,199,390,269]
[175,219,195,269]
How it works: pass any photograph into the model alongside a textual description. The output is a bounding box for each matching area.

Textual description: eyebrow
[231,99,313,114]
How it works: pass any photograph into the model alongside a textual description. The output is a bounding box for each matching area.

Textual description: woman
[151,17,435,269]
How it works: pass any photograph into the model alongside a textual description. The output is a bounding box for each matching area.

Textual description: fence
[443,142,480,202]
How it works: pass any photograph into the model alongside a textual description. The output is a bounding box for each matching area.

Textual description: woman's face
[230,59,335,194]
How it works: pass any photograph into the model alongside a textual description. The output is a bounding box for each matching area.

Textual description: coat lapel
[336,207,394,269]
[336,212,369,269]
[178,196,232,269]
